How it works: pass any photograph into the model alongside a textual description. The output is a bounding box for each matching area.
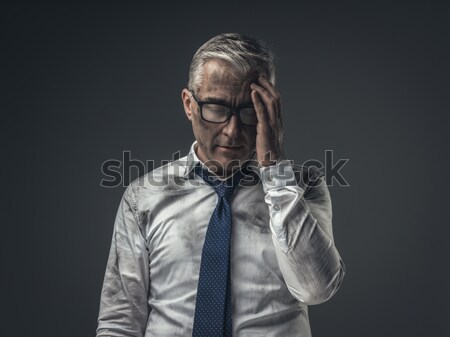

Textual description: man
[96,33,345,337]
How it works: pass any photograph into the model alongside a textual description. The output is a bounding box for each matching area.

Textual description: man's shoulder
[128,155,191,192]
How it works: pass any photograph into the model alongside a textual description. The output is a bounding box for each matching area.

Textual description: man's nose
[222,113,240,139]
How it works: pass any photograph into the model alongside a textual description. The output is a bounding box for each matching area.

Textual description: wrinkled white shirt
[96,141,345,337]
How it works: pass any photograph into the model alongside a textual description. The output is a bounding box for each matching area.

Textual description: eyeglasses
[189,91,258,126]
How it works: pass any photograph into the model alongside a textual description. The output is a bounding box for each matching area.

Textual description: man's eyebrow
[202,96,228,104]
[202,96,254,106]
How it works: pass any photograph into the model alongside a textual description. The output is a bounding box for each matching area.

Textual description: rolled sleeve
[260,161,346,305]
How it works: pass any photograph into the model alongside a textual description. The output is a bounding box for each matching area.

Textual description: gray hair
[187,33,276,94]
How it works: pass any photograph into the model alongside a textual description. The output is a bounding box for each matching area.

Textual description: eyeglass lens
[202,103,257,125]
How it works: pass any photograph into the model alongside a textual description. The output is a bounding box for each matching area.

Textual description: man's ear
[181,88,194,121]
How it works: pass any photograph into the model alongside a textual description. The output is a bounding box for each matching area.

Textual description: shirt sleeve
[259,160,346,305]
[96,185,150,337]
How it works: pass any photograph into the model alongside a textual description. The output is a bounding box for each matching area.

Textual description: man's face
[182,59,257,176]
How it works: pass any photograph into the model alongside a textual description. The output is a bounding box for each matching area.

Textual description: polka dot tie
[192,164,245,337]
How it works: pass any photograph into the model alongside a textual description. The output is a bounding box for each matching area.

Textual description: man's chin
[203,156,246,174]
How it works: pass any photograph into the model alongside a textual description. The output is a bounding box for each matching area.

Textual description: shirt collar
[183,140,260,180]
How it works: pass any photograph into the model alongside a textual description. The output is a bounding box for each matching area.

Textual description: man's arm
[260,160,346,305]
[96,185,150,337]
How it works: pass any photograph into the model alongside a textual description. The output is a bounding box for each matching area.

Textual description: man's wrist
[258,159,278,167]
[259,159,297,193]
[257,153,285,168]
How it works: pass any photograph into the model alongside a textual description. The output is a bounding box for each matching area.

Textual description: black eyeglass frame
[189,90,258,126]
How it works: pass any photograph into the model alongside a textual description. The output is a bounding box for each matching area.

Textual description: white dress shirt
[96,141,346,337]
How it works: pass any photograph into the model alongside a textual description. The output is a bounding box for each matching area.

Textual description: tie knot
[194,164,245,200]
[214,183,235,199]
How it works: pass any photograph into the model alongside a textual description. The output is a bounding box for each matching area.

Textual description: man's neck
[194,145,242,181]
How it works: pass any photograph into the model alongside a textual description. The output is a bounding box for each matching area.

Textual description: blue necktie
[192,164,245,337]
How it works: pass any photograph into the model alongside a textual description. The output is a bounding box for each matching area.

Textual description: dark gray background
[2,1,449,336]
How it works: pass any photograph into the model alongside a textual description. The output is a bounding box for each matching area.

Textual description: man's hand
[250,76,285,167]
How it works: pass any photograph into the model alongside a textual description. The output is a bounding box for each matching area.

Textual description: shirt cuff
[259,160,299,194]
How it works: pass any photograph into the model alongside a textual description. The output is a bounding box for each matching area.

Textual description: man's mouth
[217,145,242,150]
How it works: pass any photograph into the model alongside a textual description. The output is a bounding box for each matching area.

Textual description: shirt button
[267,174,273,182]
[273,204,280,211]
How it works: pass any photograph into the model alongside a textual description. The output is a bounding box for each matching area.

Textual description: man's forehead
[202,59,257,92]
[204,82,252,93]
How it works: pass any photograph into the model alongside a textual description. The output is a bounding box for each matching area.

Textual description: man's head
[181,33,276,177]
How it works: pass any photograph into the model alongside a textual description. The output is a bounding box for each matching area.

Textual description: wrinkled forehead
[199,59,258,97]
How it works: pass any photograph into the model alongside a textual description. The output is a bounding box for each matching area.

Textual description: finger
[251,83,278,125]
[251,89,269,125]
[256,78,283,123]
[257,76,280,100]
